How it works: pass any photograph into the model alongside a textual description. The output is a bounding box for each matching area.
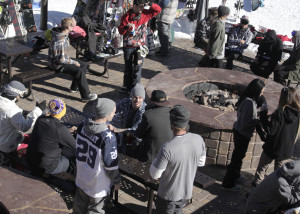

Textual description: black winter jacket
[261,106,300,159]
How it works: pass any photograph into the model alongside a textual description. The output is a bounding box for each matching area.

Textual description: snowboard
[8,0,26,36]
[234,0,243,21]
[21,0,37,32]
[252,0,264,11]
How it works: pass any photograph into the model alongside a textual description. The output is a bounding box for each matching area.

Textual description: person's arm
[53,39,76,65]
[58,125,76,150]
[158,0,169,9]
[102,135,121,184]
[241,30,253,48]
[278,177,300,205]
[142,3,161,20]
[118,13,130,35]
[10,107,42,133]
[208,23,222,57]
[240,99,259,129]
[198,139,206,167]
[150,146,169,179]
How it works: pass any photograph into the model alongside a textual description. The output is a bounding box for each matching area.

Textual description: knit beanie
[218,5,230,17]
[49,98,66,119]
[2,80,27,99]
[94,98,116,118]
[170,105,190,129]
[130,83,145,99]
[134,0,145,5]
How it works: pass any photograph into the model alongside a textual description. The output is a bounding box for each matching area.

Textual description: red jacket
[118,3,161,48]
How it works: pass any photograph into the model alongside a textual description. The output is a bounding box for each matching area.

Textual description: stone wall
[189,121,264,170]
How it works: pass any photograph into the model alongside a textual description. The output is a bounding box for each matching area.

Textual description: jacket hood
[278,160,300,185]
[51,27,67,41]
[0,96,18,112]
[265,30,278,42]
[281,105,300,124]
[83,118,108,136]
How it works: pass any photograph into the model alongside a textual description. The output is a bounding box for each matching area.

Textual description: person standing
[0,81,44,166]
[135,90,173,162]
[150,105,206,213]
[222,79,266,191]
[252,87,300,187]
[118,0,161,93]
[225,15,253,70]
[48,17,97,102]
[207,5,230,68]
[155,0,178,56]
[73,98,121,213]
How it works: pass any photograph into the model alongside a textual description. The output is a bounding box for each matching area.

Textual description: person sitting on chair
[274,30,300,86]
[0,81,44,167]
[250,30,283,79]
[48,17,97,102]
[225,15,253,70]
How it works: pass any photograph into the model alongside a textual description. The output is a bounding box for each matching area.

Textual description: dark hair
[237,79,265,105]
[278,87,300,110]
[208,7,218,17]
[134,0,145,6]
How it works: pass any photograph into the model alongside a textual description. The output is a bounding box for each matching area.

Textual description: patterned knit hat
[49,98,66,119]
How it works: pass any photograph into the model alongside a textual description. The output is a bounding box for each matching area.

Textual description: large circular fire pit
[146,67,282,170]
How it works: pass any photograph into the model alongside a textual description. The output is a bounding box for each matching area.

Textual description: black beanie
[218,5,230,17]
[134,0,145,5]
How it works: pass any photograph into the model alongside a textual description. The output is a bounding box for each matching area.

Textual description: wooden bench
[12,67,55,100]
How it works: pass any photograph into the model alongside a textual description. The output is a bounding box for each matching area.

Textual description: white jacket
[0,96,42,153]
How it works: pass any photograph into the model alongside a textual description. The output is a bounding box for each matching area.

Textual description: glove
[36,100,47,111]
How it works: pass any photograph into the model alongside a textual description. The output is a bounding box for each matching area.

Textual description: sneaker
[235,175,245,184]
[155,51,170,56]
[221,184,242,192]
[70,88,79,93]
[82,93,97,102]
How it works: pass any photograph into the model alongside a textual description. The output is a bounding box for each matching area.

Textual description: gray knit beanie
[2,80,26,98]
[218,5,230,17]
[94,98,116,118]
[130,83,145,99]
[170,105,190,129]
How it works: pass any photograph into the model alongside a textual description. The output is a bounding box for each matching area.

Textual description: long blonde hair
[278,87,300,110]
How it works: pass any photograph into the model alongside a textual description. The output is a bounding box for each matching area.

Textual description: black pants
[250,62,273,79]
[226,51,241,70]
[123,47,144,90]
[274,69,289,86]
[222,129,251,188]
[208,58,223,68]
[61,59,90,98]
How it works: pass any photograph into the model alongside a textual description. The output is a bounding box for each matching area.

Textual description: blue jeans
[123,47,144,90]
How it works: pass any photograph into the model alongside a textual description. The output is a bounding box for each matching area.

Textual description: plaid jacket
[48,27,75,70]
[111,98,146,134]
[227,25,253,54]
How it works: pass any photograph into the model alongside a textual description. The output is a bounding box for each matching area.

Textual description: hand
[240,40,245,45]
[108,124,115,131]
[69,126,77,133]
[74,61,80,67]
[114,183,121,191]
[127,23,135,29]
[36,100,47,111]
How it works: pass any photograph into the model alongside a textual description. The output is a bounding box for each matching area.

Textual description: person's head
[133,0,145,15]
[49,98,66,120]
[264,30,277,42]
[217,5,230,20]
[61,17,74,31]
[130,83,145,110]
[239,79,265,103]
[240,15,249,29]
[150,90,169,106]
[291,30,300,49]
[1,80,27,102]
[170,105,190,132]
[94,98,116,122]
[278,87,300,110]
[208,7,218,18]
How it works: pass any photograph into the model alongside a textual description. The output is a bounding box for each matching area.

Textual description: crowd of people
[1,1,300,214]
